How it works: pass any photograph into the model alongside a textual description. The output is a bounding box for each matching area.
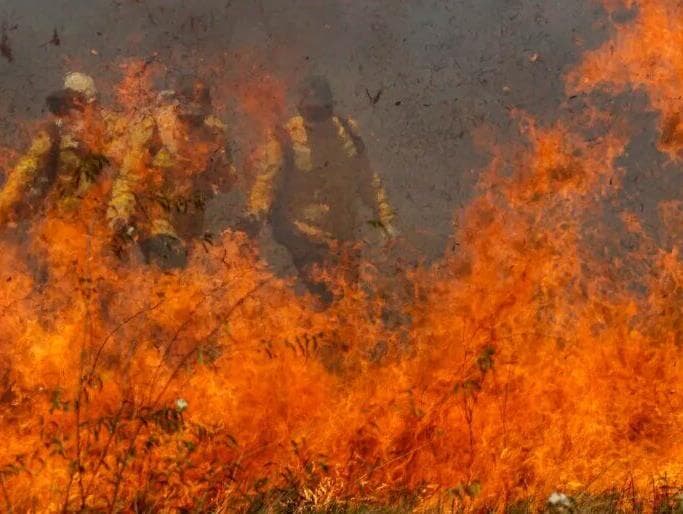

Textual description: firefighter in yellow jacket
[107,76,235,269]
[0,72,117,228]
[247,75,397,303]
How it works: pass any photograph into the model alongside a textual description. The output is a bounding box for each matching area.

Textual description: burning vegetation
[0,1,682,513]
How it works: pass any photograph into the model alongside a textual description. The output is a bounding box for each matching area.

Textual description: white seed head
[175,398,188,412]
[548,492,571,507]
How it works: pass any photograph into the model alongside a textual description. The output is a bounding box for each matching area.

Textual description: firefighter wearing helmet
[0,72,120,227]
[247,75,397,303]
[107,75,235,270]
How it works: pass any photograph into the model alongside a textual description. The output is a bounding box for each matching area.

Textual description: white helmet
[63,72,97,102]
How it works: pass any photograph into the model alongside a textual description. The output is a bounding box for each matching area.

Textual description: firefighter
[247,75,397,303]
[0,72,115,227]
[107,75,235,269]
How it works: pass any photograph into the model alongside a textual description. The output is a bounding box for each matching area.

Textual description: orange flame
[0,9,682,511]
[568,2,683,157]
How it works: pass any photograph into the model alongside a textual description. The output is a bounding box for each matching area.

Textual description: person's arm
[106,115,155,234]
[204,115,237,194]
[0,130,53,225]
[338,117,398,237]
[358,159,398,237]
[247,133,283,220]
[369,170,397,237]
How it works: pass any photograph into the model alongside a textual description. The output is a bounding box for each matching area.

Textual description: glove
[110,216,137,241]
[233,213,262,238]
[139,234,188,270]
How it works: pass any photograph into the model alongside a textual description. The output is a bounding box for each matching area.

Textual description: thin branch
[107,278,272,511]
[0,473,13,514]
[152,278,272,407]
[89,299,165,377]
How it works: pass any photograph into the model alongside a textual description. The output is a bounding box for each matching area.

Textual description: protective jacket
[107,101,234,242]
[248,115,394,244]
[0,111,120,225]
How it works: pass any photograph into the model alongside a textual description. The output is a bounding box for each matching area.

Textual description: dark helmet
[175,75,212,124]
[297,75,334,122]
[177,75,211,107]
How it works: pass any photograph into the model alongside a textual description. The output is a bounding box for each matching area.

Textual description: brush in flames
[0,1,682,512]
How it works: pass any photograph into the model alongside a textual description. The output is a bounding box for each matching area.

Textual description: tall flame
[0,3,682,512]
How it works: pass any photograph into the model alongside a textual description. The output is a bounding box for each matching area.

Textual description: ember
[0,1,681,512]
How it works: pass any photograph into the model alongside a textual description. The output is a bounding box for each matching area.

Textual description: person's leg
[336,242,361,289]
[273,225,334,305]
[289,243,334,306]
